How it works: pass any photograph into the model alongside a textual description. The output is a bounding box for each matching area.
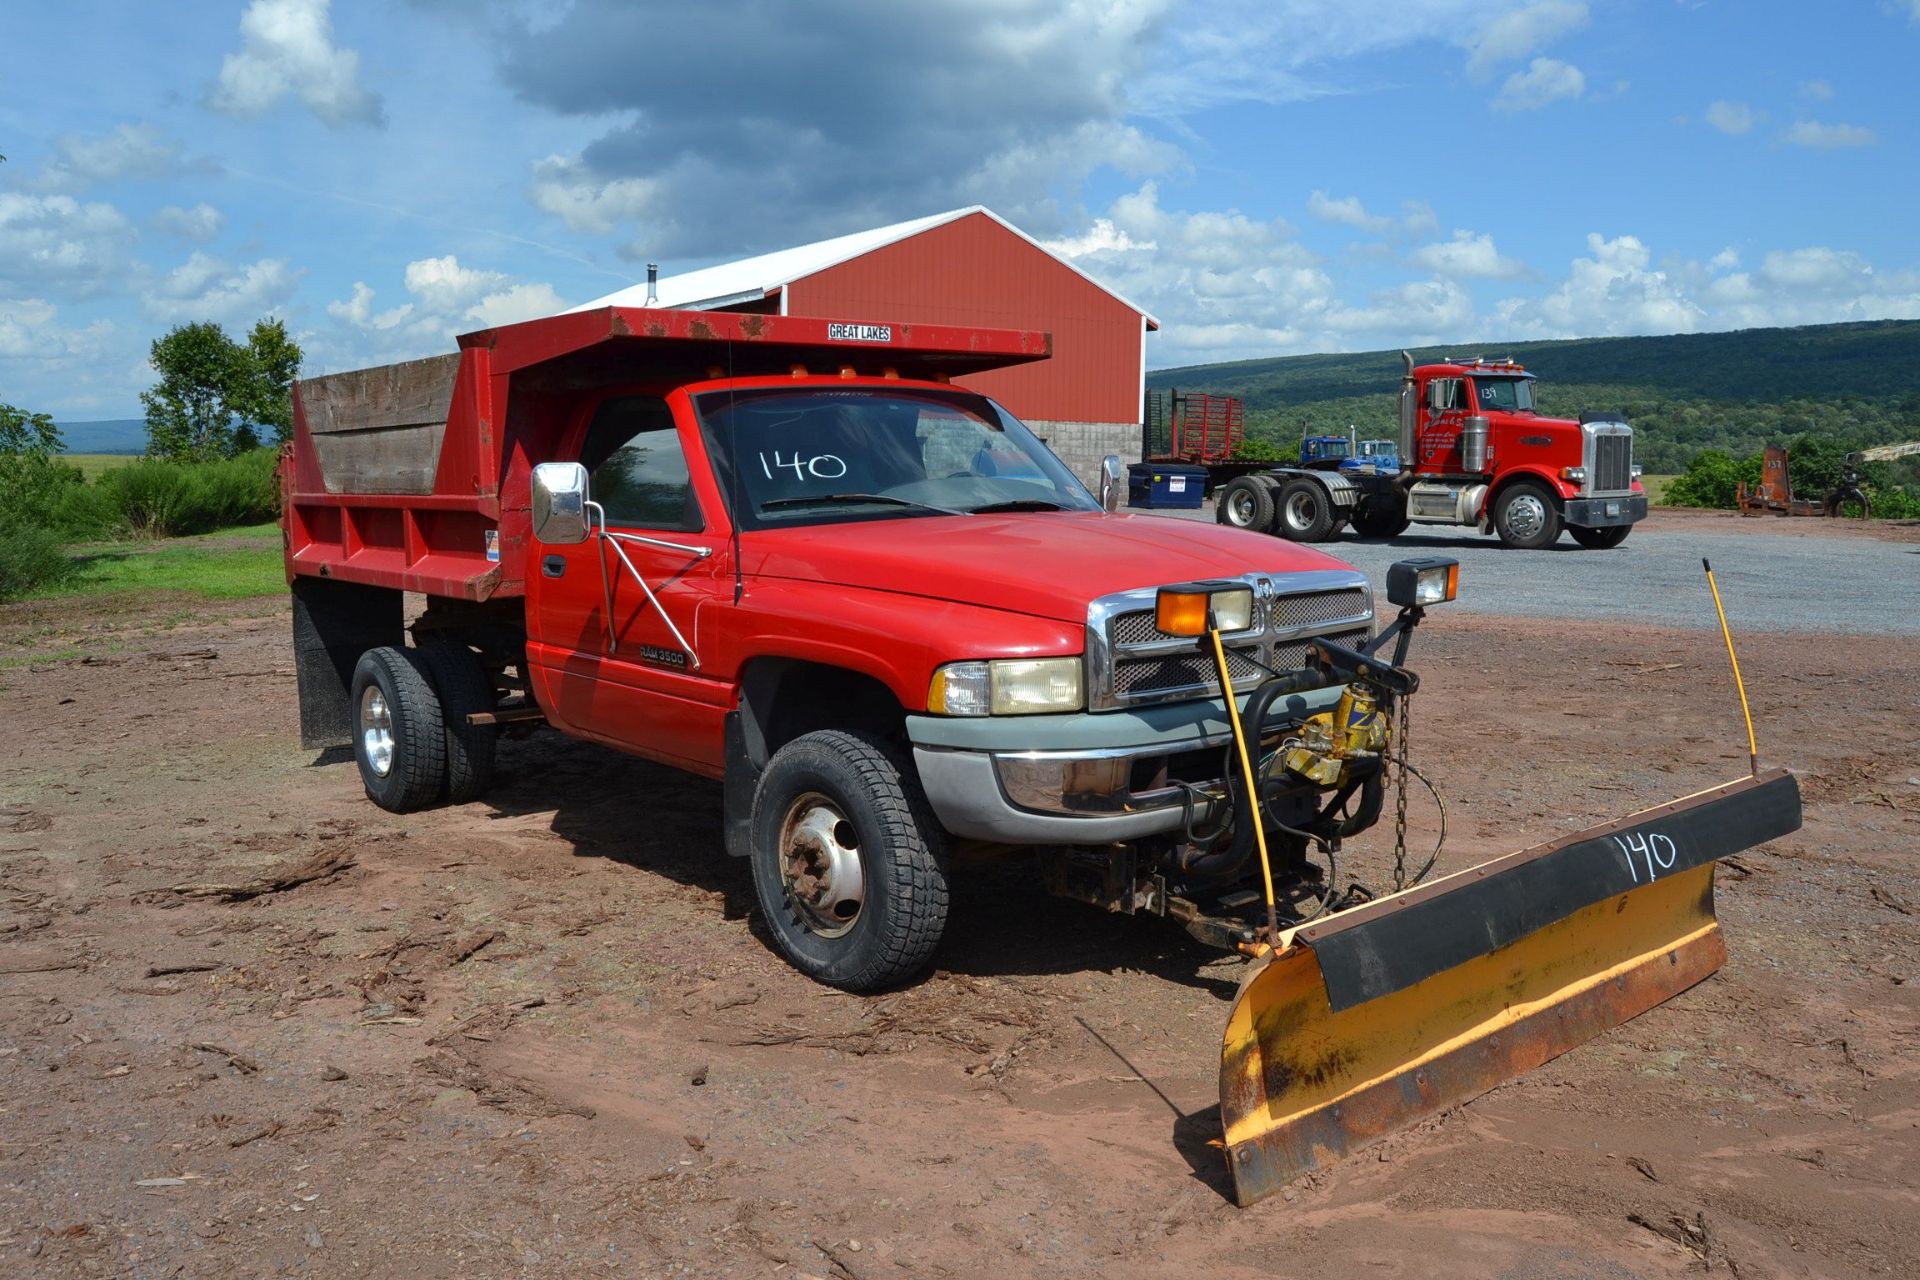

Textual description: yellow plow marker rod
[1217,768,1802,1207]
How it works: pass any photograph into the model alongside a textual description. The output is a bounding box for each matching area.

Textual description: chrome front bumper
[906,683,1345,844]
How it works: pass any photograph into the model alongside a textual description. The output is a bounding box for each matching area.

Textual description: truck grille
[1588,429,1633,493]
[1087,574,1373,710]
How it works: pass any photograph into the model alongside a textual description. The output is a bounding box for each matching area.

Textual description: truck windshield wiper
[759,493,969,517]
[967,498,1073,513]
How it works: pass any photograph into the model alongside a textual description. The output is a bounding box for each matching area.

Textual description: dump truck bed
[282,307,1052,601]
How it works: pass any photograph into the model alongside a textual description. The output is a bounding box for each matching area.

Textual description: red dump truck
[284,307,1797,1203]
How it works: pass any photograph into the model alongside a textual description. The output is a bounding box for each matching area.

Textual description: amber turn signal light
[1156,583,1255,636]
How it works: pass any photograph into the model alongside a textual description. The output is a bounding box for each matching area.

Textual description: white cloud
[1798,79,1834,100]
[1307,190,1392,233]
[1040,219,1155,257]
[322,255,565,367]
[1494,57,1585,110]
[0,193,138,298]
[325,281,413,331]
[527,156,665,237]
[1497,233,1703,337]
[1783,120,1878,149]
[209,0,384,127]
[1042,183,1337,360]
[402,256,511,314]
[35,123,181,192]
[1704,101,1759,135]
[1704,247,1920,328]
[0,297,114,360]
[1409,230,1527,279]
[1463,1,1588,80]
[1401,201,1441,238]
[144,252,301,325]
[465,283,566,329]
[1327,278,1475,341]
[1707,247,1740,272]
[150,203,226,242]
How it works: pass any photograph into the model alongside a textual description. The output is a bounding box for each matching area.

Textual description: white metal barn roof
[567,205,1158,326]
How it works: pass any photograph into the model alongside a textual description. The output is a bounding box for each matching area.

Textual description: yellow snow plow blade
[1219,768,1801,1206]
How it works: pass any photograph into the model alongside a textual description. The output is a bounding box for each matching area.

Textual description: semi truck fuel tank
[1406,480,1487,526]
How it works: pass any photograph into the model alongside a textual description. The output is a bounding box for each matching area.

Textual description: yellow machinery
[1155,560,1802,1206]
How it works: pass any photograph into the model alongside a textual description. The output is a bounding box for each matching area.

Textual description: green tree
[238,317,302,446]
[141,317,303,460]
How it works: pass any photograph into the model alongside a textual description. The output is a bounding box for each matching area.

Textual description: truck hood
[744,511,1359,624]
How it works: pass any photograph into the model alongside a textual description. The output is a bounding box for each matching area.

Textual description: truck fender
[1266,468,1358,511]
[1482,466,1569,520]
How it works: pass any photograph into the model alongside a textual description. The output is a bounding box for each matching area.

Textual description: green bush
[96,449,280,537]
[1663,449,1762,509]
[0,525,73,600]
[1871,486,1920,520]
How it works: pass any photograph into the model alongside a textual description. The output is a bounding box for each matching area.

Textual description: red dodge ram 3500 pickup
[284,308,1398,990]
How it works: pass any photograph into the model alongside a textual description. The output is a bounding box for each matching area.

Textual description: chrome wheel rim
[778,793,865,937]
[1227,489,1256,526]
[359,685,395,778]
[1506,493,1548,540]
[1285,490,1317,531]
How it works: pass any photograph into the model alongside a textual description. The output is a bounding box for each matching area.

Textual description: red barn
[569,207,1158,485]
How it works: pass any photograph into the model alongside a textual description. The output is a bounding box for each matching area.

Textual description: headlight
[1631,465,1644,479]
[928,657,1084,716]
[1561,466,1587,483]
[1386,557,1459,607]
[1153,582,1255,636]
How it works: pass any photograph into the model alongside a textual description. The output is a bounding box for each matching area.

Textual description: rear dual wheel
[1277,478,1338,542]
[351,640,498,813]
[1216,477,1275,531]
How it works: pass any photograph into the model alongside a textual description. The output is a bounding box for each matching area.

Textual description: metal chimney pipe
[645,263,658,306]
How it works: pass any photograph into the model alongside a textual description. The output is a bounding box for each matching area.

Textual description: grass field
[58,452,143,479]
[26,523,284,602]
[1642,473,1678,505]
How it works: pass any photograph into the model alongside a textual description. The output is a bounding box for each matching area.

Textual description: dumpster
[1128,463,1207,510]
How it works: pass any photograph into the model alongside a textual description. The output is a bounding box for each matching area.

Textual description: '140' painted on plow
[1613,830,1678,883]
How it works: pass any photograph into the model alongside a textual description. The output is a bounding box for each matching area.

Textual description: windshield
[1472,377,1536,413]
[694,387,1100,529]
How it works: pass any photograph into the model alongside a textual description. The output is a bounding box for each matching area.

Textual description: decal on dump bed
[827,323,892,343]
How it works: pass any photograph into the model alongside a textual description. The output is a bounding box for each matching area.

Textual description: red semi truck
[1214,354,1649,549]
[282,306,1798,1202]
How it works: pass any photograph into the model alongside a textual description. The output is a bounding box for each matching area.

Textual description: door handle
[542,555,566,578]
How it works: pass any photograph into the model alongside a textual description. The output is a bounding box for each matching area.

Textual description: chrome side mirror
[531,461,591,545]
[1098,454,1125,512]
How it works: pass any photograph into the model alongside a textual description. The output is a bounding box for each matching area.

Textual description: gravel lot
[1151,504,1920,636]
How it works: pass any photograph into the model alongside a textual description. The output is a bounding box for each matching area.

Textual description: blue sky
[2,0,1916,420]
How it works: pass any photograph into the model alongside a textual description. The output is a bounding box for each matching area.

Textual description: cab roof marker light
[789,363,808,378]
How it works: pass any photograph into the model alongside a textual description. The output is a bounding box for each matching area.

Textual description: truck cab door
[1417,376,1470,472]
[526,393,732,774]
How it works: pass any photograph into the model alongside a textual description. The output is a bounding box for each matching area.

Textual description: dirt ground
[2,573,1917,1278]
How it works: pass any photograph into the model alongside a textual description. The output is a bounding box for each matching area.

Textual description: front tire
[1215,477,1274,532]
[748,730,949,992]
[1277,478,1337,542]
[1493,482,1562,549]
[1568,524,1630,550]
[350,647,447,813]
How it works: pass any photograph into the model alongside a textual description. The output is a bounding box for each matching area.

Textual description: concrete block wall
[1026,420,1141,492]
